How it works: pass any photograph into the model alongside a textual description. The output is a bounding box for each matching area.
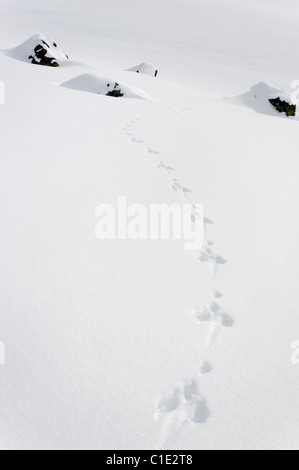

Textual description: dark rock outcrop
[269,97,296,117]
[29,42,59,67]
[27,36,68,67]
[105,82,124,98]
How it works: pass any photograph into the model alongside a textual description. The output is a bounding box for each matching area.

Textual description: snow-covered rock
[6,34,69,67]
[127,63,158,77]
[61,73,150,99]
[232,82,297,117]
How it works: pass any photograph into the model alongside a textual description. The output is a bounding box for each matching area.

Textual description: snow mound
[61,73,150,99]
[127,63,158,77]
[231,82,297,117]
[6,34,69,67]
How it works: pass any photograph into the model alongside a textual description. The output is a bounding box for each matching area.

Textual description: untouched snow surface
[0,0,299,450]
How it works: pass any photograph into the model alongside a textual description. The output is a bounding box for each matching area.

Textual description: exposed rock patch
[105,82,124,98]
[269,97,296,117]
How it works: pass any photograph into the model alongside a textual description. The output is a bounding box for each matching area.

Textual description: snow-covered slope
[0,0,299,450]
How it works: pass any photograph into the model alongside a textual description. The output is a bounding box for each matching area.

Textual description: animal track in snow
[157,161,174,171]
[198,247,227,266]
[221,313,235,328]
[213,290,223,299]
[121,110,192,201]
[131,137,144,144]
[156,380,210,426]
[194,302,234,328]
[192,206,202,220]
[194,304,212,322]
[199,360,213,375]
[171,179,192,194]
[121,109,233,439]
[147,148,160,156]
[157,388,181,413]
[183,381,211,424]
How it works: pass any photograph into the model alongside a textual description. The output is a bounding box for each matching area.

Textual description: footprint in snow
[147,148,160,156]
[198,247,227,266]
[131,137,144,144]
[194,304,212,322]
[183,381,210,424]
[182,187,191,193]
[199,360,213,375]
[171,181,192,194]
[157,161,174,171]
[192,206,203,220]
[213,290,223,299]
[156,380,210,425]
[157,388,181,413]
[194,303,234,328]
